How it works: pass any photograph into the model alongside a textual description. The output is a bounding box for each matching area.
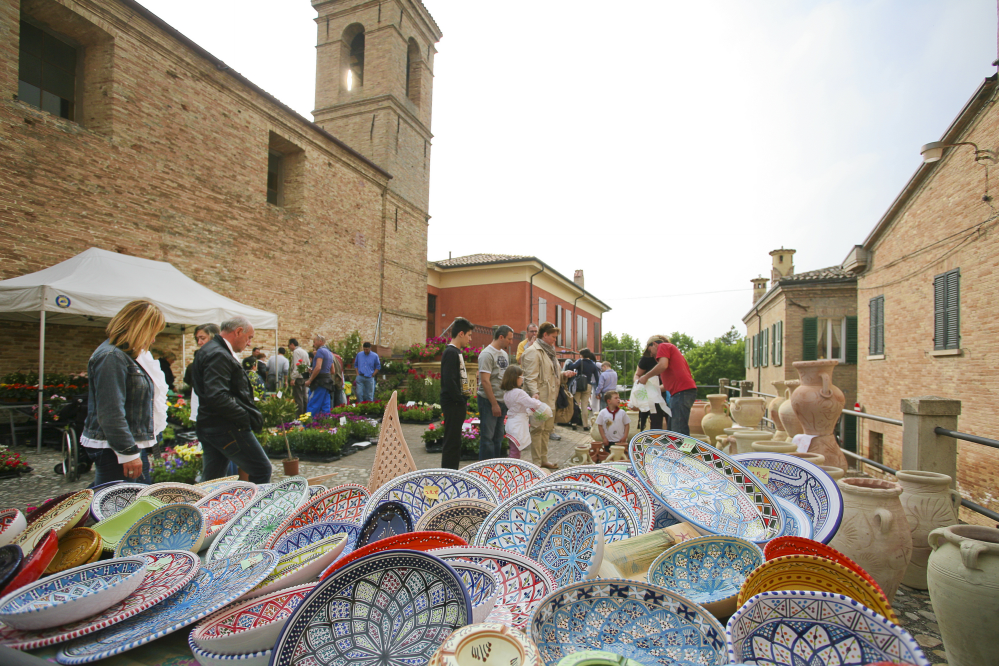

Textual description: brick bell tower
[311,0,442,213]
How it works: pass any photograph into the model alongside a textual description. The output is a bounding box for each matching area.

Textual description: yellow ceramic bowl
[44,528,101,574]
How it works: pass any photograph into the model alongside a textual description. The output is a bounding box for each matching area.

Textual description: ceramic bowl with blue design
[356,501,413,548]
[647,535,764,619]
[525,499,602,588]
[271,520,362,556]
[447,560,500,623]
[114,503,206,557]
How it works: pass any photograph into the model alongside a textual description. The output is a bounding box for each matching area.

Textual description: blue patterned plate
[90,483,146,523]
[413,497,496,542]
[630,430,783,544]
[647,535,764,619]
[114,503,207,557]
[463,458,546,499]
[447,560,500,624]
[355,501,412,548]
[726,590,929,666]
[271,550,471,666]
[733,452,843,544]
[528,578,727,666]
[270,520,362,557]
[540,465,656,533]
[773,496,813,540]
[526,500,602,588]
[206,477,309,561]
[362,468,498,524]
[55,550,278,664]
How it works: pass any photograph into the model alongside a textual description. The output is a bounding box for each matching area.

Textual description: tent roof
[0,248,277,330]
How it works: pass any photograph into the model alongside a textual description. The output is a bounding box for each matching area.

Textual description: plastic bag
[506,412,532,451]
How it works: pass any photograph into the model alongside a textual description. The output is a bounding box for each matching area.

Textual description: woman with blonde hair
[81,300,165,485]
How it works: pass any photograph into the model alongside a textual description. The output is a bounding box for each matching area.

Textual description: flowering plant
[421,423,440,443]
[152,441,202,483]
[0,445,29,473]
[295,360,311,378]
[167,398,194,429]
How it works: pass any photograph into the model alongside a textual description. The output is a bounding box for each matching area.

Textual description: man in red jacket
[637,335,698,436]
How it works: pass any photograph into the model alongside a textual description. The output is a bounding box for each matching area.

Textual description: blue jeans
[669,389,698,436]
[355,376,375,402]
[476,397,507,461]
[196,425,272,484]
[307,386,331,414]
[86,447,152,487]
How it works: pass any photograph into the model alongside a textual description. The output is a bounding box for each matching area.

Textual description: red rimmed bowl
[763,536,887,597]
[319,531,467,580]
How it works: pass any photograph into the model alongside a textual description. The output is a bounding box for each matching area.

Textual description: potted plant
[422,423,442,453]
[282,431,299,476]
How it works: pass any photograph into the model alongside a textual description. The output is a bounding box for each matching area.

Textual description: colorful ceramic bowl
[737,554,897,622]
[307,484,327,498]
[195,475,239,487]
[526,500,602,587]
[447,560,500,624]
[726,590,929,666]
[647,535,764,619]
[114,503,207,557]
[206,476,310,561]
[188,632,271,666]
[90,483,145,523]
[414,498,496,542]
[242,533,347,599]
[192,582,316,654]
[429,622,541,666]
[356,500,413,547]
[362,468,499,524]
[92,498,165,552]
[320,531,467,580]
[15,490,94,552]
[540,465,657,533]
[45,528,101,574]
[0,509,26,547]
[269,520,361,557]
[194,482,257,532]
[265,484,369,549]
[0,557,147,630]
[0,545,23,592]
[528,578,727,666]
[0,530,58,597]
[136,482,207,504]
[463,459,546,499]
[763,536,885,595]
[554,652,645,666]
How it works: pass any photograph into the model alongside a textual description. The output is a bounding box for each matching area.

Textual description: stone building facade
[0,0,439,375]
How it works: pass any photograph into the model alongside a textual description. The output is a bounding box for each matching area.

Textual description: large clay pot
[700,394,732,447]
[777,380,802,440]
[897,470,961,590]
[730,397,767,428]
[821,466,844,481]
[791,361,847,469]
[829,478,913,601]
[769,380,788,440]
[788,451,825,465]
[731,429,773,455]
[688,400,709,436]
[927,525,999,666]
[751,440,797,454]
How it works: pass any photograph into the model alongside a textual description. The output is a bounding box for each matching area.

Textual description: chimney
[751,276,769,305]
[769,248,796,283]
[573,269,584,289]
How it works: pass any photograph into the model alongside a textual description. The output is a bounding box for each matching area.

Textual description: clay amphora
[688,400,709,436]
[927,525,999,666]
[700,394,732,447]
[897,470,961,589]
[769,379,788,440]
[777,380,802,440]
[791,361,847,469]
[730,397,767,428]
[830,478,913,601]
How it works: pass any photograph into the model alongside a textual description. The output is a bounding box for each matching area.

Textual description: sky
[140,0,998,344]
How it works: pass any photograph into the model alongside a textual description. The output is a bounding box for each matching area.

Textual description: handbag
[556,384,571,410]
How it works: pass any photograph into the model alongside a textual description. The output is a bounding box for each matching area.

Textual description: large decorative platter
[629,430,782,543]
[272,550,471,666]
[0,557,147,631]
[55,550,278,664]
[90,483,145,523]
[528,578,727,666]
[195,483,257,535]
[0,530,57,597]
[733,452,844,544]
[647,535,763,619]
[243,534,347,599]
[265,485,368,549]
[114,503,207,557]
[15,490,94,552]
[307,484,327,499]
[196,475,239,487]
[26,493,76,524]
[463,458,546,499]
[737,554,897,622]
[362,468,498,524]
[432,546,558,630]
[269,520,361,557]
[356,500,413,547]
[206,477,309,561]
[447,560,500,624]
[774,496,813,540]
[726,590,929,666]
[188,632,271,666]
[474,482,640,554]
[540,465,656,533]
[0,550,200,650]
[762,536,885,595]
[0,509,26,547]
[320,532,467,580]
[0,545,22,591]
[414,498,496,542]
[45,528,101,574]
[429,622,541,666]
[92,498,165,552]
[192,582,315,655]
[526,500,602,588]
[136,482,207,504]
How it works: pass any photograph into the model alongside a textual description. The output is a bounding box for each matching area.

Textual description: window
[594,321,600,353]
[869,296,884,355]
[267,132,304,209]
[538,298,546,325]
[577,314,587,349]
[266,150,283,205]
[934,269,960,350]
[762,327,769,367]
[816,318,843,361]
[555,305,562,346]
[406,38,421,104]
[18,20,76,121]
[745,336,751,368]
[868,431,883,464]
[566,312,572,350]
[348,32,364,90]
[803,316,857,363]
[772,321,783,365]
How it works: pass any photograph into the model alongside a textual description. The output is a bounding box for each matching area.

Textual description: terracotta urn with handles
[790,360,847,469]
[700,394,732,447]
[897,470,962,589]
[688,400,709,436]
[730,397,767,428]
[768,379,788,440]
[777,380,802,440]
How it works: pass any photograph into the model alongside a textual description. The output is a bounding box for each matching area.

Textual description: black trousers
[649,402,671,431]
[441,400,467,470]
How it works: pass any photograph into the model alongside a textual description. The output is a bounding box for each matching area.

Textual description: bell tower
[311,0,442,213]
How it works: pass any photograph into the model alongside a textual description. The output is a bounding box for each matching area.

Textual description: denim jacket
[82,340,154,456]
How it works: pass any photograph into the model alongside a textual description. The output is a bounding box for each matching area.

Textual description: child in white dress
[501,364,550,459]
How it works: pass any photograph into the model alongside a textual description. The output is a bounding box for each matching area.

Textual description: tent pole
[36,310,45,453]
[181,325,186,388]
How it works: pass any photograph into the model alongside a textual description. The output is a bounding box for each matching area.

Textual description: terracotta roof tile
[778,265,855,283]
[433,254,531,268]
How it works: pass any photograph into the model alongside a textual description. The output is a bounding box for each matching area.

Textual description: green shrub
[259,396,299,428]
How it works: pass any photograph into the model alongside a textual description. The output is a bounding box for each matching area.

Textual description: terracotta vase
[700,394,732,447]
[732,430,774,455]
[730,397,767,428]
[688,400,709,436]
[927,525,999,666]
[897,470,961,590]
[282,458,300,476]
[791,361,847,469]
[751,440,797,454]
[777,380,802,440]
[769,380,788,440]
[829,478,913,601]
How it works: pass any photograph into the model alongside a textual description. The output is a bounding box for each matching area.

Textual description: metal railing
[934,427,999,450]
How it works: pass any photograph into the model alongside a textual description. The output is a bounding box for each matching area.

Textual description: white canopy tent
[0,247,278,450]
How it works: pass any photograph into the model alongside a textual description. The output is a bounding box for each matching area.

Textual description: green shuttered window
[845,316,857,364]
[869,296,884,355]
[934,269,960,350]
[802,317,818,361]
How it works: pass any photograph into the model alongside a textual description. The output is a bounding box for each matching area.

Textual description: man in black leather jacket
[191,315,272,483]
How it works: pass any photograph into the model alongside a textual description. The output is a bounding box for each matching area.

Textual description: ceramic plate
[196,475,239,487]
[737,554,897,622]
[528,578,727,666]
[194,483,257,533]
[92,498,165,552]
[320,532,467,580]
[356,500,413,547]
[474,482,640,554]
[733,452,844,544]
[272,550,471,666]
[206,476,309,561]
[0,550,200,650]
[430,622,540,666]
[762,536,885,595]
[242,533,347,599]
[0,509,26,547]
[187,631,271,666]
[265,484,369,549]
[45,528,101,574]
[526,500,602,588]
[362,468,498,524]
[192,582,315,655]
[55,550,278,664]
[15,490,94,552]
[431,546,558,631]
[463,459,546,500]
[647,535,764,619]
[541,465,656,533]
[269,520,361,557]
[630,430,783,543]
[307,484,326,499]
[0,545,22,592]
[0,530,58,597]
[195,478,241,494]
[90,483,146,523]
[726,590,929,666]
[115,503,207,557]
[774,496,814,540]
[136,482,207,504]
[26,493,76,524]
[447,560,499,624]
[414,498,496,542]
[0,557,147,631]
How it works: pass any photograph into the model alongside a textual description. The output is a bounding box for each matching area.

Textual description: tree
[601,331,641,385]
[667,332,697,356]
[685,327,745,397]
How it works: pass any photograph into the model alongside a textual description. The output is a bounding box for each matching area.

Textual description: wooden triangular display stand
[367,391,417,493]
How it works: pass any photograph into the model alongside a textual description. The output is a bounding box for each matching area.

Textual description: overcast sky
[140,0,997,343]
